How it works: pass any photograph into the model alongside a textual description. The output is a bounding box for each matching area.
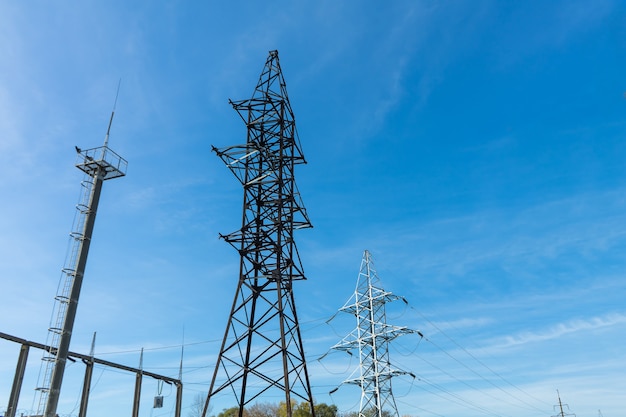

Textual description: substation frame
[1,331,183,417]
[203,50,315,417]
[3,122,182,416]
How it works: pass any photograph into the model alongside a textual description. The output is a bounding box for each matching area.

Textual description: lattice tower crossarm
[552,390,576,417]
[332,250,419,417]
[203,50,314,417]
[36,129,127,417]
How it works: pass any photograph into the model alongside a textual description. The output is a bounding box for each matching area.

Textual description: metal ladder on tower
[35,175,95,413]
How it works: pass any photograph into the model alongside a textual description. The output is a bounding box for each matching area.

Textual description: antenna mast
[202,50,314,417]
[103,79,121,148]
[331,250,418,417]
[35,89,128,417]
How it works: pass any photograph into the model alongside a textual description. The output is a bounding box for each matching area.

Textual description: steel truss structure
[332,250,418,417]
[203,50,314,417]
[1,331,182,417]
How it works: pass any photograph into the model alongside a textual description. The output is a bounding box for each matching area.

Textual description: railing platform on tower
[75,145,127,179]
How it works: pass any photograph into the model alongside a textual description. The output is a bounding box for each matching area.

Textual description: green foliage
[277,399,312,417]
[212,400,337,417]
[344,408,393,417]
[293,401,312,417]
[314,403,338,417]
[277,400,290,417]
[216,406,242,417]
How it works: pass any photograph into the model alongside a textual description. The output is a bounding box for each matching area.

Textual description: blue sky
[1,1,625,416]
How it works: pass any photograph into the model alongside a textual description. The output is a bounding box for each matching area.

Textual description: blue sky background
[1,1,625,416]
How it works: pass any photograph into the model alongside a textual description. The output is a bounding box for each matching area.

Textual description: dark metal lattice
[203,50,314,417]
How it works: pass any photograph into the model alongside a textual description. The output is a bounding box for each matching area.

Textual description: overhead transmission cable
[421,332,547,414]
[402,298,552,413]
[410,300,552,407]
[395,398,447,417]
[409,373,512,417]
[408,339,541,414]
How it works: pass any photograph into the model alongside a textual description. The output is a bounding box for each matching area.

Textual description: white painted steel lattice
[332,250,418,417]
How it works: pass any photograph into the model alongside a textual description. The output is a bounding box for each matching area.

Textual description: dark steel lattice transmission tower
[203,51,315,417]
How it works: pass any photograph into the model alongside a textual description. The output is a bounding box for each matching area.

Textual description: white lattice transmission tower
[332,250,418,417]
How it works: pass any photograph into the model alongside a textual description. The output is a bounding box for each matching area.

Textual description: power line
[410,373,509,417]
[402,300,551,413]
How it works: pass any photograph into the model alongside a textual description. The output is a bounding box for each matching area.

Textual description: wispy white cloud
[365,186,626,285]
[424,317,494,334]
[490,312,626,351]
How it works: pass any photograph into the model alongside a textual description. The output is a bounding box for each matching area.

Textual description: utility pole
[331,250,418,417]
[203,50,314,417]
[552,390,576,417]
[78,332,97,417]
